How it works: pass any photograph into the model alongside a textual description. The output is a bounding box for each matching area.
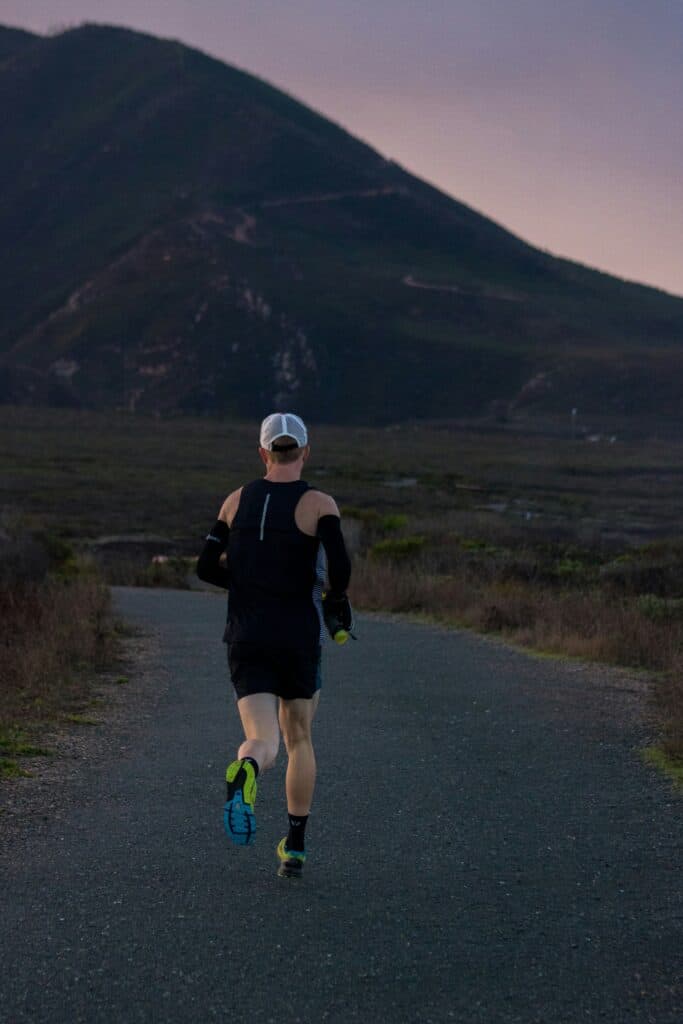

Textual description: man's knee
[280,713,312,751]
[283,728,311,753]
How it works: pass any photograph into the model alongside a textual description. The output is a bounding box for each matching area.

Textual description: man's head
[259,412,309,465]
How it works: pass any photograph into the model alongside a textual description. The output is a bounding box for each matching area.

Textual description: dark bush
[600,558,683,597]
[0,533,50,586]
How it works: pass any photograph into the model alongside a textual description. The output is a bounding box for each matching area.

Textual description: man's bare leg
[276,693,319,875]
[236,692,280,770]
[278,693,319,815]
[224,693,279,845]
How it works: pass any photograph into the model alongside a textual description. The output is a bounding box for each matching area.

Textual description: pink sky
[3,0,682,296]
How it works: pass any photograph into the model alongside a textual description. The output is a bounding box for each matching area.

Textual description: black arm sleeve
[317,514,351,597]
[196,520,230,590]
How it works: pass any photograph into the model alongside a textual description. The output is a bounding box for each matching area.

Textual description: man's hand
[322,592,353,638]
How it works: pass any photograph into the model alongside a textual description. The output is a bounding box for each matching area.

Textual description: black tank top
[224,479,325,651]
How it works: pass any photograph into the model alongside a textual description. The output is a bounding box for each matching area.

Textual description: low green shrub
[0,726,52,757]
[342,507,410,532]
[458,537,500,555]
[0,758,31,779]
[379,514,408,532]
[340,505,381,524]
[369,536,426,560]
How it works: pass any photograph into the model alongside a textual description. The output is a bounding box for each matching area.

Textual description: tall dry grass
[0,579,113,728]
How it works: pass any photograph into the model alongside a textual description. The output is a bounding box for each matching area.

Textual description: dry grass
[0,579,115,730]
[350,556,683,759]
[101,556,193,589]
[3,406,682,768]
[654,657,683,763]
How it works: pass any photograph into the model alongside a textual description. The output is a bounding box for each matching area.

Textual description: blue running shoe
[276,837,306,878]
[224,759,257,845]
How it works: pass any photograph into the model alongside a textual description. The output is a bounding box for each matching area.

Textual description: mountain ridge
[0,24,38,60]
[1,22,682,422]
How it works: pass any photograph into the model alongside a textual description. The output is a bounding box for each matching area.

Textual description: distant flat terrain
[0,588,680,1023]
[3,406,683,545]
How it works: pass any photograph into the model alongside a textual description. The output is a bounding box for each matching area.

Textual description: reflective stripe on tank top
[259,493,271,540]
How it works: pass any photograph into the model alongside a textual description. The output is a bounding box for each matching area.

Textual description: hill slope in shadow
[0,23,682,422]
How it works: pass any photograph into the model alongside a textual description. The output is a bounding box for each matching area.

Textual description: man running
[197,413,352,878]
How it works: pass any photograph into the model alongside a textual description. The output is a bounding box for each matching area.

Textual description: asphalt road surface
[1,587,681,1023]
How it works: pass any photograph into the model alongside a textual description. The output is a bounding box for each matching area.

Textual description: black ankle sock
[242,756,259,778]
[286,813,308,852]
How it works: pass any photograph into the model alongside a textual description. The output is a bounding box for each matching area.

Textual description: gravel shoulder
[0,626,168,856]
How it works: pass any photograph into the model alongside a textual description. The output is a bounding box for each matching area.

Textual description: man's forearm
[317,514,351,595]
[196,521,230,590]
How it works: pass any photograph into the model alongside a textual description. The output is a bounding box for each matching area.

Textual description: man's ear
[258,446,269,467]
[302,444,311,463]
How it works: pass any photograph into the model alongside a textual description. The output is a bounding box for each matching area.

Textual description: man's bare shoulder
[219,487,243,527]
[294,488,340,536]
[303,489,340,517]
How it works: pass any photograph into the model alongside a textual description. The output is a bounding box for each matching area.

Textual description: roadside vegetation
[102,555,193,589]
[2,405,682,775]
[0,521,117,779]
[349,514,683,763]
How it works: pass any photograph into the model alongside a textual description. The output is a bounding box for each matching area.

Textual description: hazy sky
[3,0,682,296]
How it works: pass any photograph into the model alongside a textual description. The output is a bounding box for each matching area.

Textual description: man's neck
[264,464,303,483]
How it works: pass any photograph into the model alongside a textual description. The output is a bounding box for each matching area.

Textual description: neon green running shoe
[276,837,306,878]
[224,759,257,845]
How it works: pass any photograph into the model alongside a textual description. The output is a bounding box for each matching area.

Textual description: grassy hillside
[0,23,682,423]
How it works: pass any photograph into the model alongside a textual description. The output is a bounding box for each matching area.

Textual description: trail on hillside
[258,185,408,208]
[402,273,523,302]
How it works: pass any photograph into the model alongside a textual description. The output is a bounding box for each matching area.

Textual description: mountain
[0,25,36,60]
[1,22,682,423]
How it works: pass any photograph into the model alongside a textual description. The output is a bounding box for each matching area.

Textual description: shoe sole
[277,861,303,879]
[276,838,305,878]
[224,761,257,846]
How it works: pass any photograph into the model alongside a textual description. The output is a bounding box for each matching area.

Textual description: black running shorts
[227,643,322,701]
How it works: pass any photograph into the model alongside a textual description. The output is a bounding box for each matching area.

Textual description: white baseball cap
[259,412,308,451]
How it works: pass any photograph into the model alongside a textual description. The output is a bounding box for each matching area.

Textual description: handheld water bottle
[322,592,354,644]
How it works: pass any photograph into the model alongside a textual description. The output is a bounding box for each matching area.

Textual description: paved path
[1,588,681,1023]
